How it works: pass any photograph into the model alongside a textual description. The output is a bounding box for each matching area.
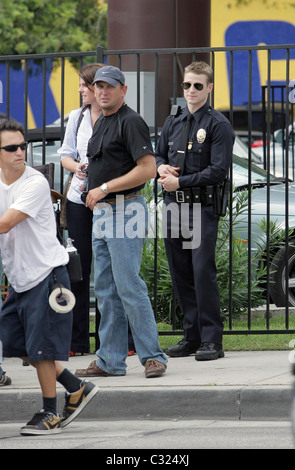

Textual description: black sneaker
[20,410,62,436]
[0,371,12,386]
[61,379,98,428]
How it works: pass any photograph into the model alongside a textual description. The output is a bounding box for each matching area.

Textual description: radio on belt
[66,238,83,283]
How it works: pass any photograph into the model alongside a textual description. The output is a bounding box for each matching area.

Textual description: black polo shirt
[87,103,154,197]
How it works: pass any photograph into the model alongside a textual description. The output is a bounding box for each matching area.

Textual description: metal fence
[1,43,295,339]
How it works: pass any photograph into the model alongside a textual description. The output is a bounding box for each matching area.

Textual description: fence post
[96,45,105,64]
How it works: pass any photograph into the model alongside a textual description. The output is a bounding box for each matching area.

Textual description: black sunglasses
[181,82,204,91]
[0,142,28,152]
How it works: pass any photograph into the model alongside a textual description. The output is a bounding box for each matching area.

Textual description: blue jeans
[92,195,167,375]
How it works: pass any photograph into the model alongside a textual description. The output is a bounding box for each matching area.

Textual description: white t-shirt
[0,166,69,292]
[57,106,93,205]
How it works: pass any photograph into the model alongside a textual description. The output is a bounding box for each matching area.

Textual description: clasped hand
[158,164,180,192]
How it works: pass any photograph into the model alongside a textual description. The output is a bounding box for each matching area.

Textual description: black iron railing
[1,44,295,342]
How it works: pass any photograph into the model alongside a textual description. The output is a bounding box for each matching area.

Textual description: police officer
[156,61,235,360]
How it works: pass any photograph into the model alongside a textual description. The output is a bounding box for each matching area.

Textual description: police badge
[196,128,206,143]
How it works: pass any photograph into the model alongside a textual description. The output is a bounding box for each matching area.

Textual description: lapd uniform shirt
[155,102,235,187]
[87,103,155,197]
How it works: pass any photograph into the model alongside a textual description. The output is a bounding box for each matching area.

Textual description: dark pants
[66,200,93,353]
[0,266,73,362]
[163,197,223,345]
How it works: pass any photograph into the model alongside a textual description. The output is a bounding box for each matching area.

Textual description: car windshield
[233,153,277,187]
[233,135,261,164]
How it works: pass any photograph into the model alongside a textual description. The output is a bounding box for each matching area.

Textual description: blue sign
[0,59,60,126]
[225,20,295,106]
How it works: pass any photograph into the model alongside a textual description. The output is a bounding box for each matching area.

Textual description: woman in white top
[58,63,102,355]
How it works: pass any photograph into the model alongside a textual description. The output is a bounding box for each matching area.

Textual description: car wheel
[269,245,295,307]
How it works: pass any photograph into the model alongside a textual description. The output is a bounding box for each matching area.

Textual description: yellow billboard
[211,0,295,110]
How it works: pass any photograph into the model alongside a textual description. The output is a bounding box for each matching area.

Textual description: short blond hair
[184,61,213,84]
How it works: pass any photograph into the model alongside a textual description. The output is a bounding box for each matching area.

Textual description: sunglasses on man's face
[181,82,204,91]
[0,142,28,152]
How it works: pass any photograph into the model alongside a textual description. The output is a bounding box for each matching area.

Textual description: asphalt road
[0,419,294,451]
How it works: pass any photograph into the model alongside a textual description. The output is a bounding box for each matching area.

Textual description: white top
[57,106,93,205]
[0,166,69,292]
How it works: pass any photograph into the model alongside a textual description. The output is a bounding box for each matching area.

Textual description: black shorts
[0,266,73,363]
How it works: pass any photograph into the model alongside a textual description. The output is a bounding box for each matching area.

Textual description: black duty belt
[166,186,214,206]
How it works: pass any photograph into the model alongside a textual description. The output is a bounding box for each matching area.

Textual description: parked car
[251,122,295,181]
[232,154,295,306]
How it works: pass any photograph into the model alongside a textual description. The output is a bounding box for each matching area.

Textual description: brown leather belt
[102,191,142,205]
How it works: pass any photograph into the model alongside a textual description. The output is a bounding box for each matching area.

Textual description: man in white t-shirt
[0,119,98,436]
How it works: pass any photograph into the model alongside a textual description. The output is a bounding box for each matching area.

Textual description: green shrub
[140,182,272,325]
[216,189,267,318]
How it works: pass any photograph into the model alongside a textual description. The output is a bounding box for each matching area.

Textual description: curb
[0,386,292,422]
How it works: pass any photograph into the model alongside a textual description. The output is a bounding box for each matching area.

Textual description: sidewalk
[0,351,294,422]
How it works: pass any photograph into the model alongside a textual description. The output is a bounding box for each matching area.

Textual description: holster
[214,177,231,217]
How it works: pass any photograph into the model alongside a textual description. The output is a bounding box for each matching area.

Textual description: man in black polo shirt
[75,66,167,379]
